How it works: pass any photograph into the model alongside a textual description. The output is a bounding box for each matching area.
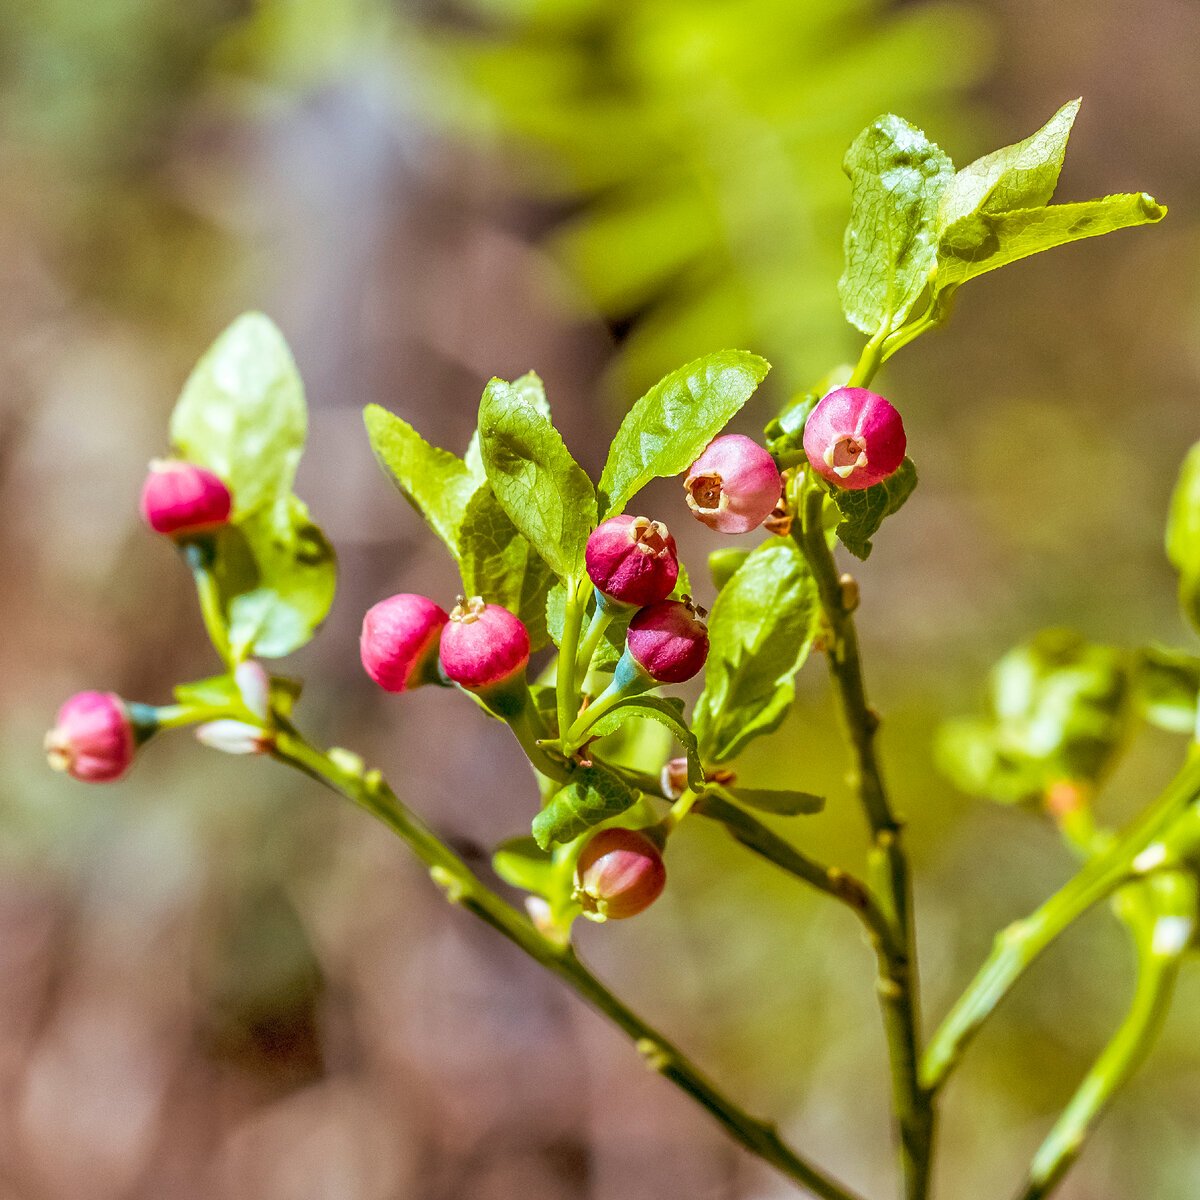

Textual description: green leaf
[492,836,556,896]
[829,457,918,560]
[937,629,1133,805]
[478,377,597,581]
[456,483,554,650]
[838,115,953,337]
[938,99,1080,229]
[174,675,239,709]
[170,314,336,658]
[170,313,306,517]
[364,404,479,557]
[693,539,819,764]
[465,370,550,480]
[935,192,1166,296]
[1167,442,1200,635]
[587,695,704,788]
[716,785,825,816]
[597,350,770,518]
[1135,645,1200,735]
[532,765,639,849]
[708,548,749,593]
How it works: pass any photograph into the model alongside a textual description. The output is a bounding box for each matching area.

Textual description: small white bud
[196,719,271,756]
[234,660,271,720]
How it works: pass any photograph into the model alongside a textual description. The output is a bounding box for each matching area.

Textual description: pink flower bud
[802,387,906,490]
[684,435,782,534]
[574,827,666,921]
[361,594,449,693]
[44,691,136,782]
[626,597,709,684]
[439,597,530,690]
[195,720,272,756]
[139,459,232,536]
[585,515,679,607]
[234,660,271,720]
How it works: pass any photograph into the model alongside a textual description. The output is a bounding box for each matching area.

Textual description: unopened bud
[586,515,679,607]
[45,691,137,782]
[235,660,272,720]
[140,459,232,537]
[195,720,272,756]
[439,597,530,690]
[803,388,906,490]
[574,827,666,921]
[361,593,449,693]
[624,597,709,684]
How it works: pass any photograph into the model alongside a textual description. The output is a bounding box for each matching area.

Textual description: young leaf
[693,540,819,764]
[465,370,549,480]
[587,695,704,788]
[829,457,918,560]
[212,499,338,659]
[708,548,749,593]
[597,350,770,518]
[456,483,554,650]
[1167,442,1200,635]
[364,405,479,556]
[492,836,556,896]
[171,314,336,658]
[938,98,1080,229]
[1135,645,1200,735]
[838,115,953,337]
[716,785,825,816]
[170,313,306,516]
[532,766,639,849]
[935,193,1166,295]
[478,377,597,581]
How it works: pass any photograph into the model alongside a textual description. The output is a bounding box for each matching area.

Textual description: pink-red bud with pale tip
[585,515,679,607]
[802,387,906,490]
[361,594,449,693]
[140,460,232,536]
[439,597,530,690]
[44,691,136,782]
[684,435,782,534]
[575,827,666,921]
[626,597,709,684]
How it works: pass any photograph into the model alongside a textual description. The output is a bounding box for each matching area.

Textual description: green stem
[1013,933,1182,1200]
[847,332,886,388]
[563,678,629,753]
[268,721,865,1200]
[796,484,933,1200]
[556,579,586,744]
[575,597,617,679]
[922,754,1200,1092]
[182,540,232,666]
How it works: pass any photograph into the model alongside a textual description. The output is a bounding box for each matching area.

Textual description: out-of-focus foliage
[442,0,991,392]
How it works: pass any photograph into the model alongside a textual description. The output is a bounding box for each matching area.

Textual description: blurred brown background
[4,1,1200,1197]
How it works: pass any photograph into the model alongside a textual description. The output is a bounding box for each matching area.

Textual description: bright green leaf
[935,192,1166,295]
[170,313,306,517]
[174,675,239,709]
[939,99,1080,228]
[597,350,770,518]
[587,695,704,787]
[532,766,639,849]
[364,404,479,556]
[492,836,556,896]
[708,548,749,593]
[829,457,918,559]
[456,483,554,650]
[1167,441,1200,635]
[1135,645,1200,735]
[171,314,336,658]
[717,785,825,816]
[838,115,953,337]
[694,539,819,763]
[478,377,597,581]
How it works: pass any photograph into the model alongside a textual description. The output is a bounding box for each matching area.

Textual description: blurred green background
[4,1,1200,1197]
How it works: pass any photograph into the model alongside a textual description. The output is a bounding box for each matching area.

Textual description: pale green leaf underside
[1166,441,1200,635]
[598,350,770,518]
[938,98,1080,229]
[492,836,555,896]
[694,539,819,764]
[935,193,1166,293]
[364,404,479,556]
[587,695,704,787]
[478,377,597,582]
[838,114,953,337]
